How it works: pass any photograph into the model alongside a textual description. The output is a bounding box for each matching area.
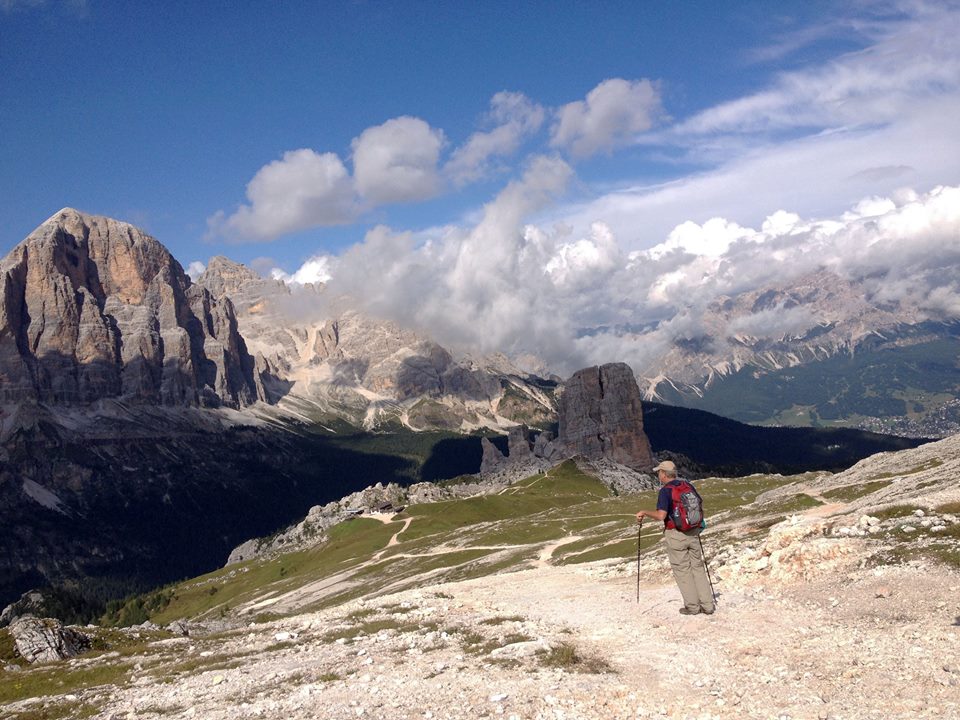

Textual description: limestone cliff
[558,362,654,470]
[0,209,260,407]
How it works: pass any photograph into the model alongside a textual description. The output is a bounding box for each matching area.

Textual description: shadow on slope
[641,401,927,474]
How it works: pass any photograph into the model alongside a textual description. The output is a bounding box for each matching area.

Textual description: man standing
[636,460,715,615]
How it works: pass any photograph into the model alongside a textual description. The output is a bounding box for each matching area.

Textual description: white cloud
[676,7,960,138]
[271,255,334,286]
[351,116,445,204]
[727,304,817,339]
[210,149,355,241]
[543,222,620,288]
[551,78,662,158]
[186,261,206,281]
[647,218,757,260]
[445,92,545,185]
[557,93,960,253]
[284,182,960,377]
[549,4,960,253]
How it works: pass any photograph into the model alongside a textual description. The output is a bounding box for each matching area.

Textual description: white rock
[932,525,947,532]
[914,509,925,517]
[490,639,551,659]
[489,693,509,702]
[901,526,916,533]
[274,632,295,642]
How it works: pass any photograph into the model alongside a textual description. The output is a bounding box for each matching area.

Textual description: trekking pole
[636,517,643,603]
[697,533,718,607]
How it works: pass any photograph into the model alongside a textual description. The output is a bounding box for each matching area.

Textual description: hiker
[636,460,715,616]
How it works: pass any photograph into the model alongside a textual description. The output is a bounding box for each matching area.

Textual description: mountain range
[0,209,934,614]
[637,270,960,437]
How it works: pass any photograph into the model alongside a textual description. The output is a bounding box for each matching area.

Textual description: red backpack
[668,480,704,531]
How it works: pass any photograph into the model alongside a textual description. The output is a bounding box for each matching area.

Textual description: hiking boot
[679,607,700,615]
[701,607,715,615]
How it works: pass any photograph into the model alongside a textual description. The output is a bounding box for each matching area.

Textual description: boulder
[0,589,45,627]
[9,616,90,663]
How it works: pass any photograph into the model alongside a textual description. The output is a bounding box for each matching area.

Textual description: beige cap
[652,460,677,474]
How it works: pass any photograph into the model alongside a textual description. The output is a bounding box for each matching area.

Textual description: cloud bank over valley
[268,181,960,377]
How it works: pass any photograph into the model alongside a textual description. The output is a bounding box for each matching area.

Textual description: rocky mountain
[0,210,930,627]
[638,269,960,436]
[195,256,558,432]
[479,363,656,474]
[0,209,262,408]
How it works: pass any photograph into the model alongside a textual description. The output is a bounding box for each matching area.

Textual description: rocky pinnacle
[558,362,654,471]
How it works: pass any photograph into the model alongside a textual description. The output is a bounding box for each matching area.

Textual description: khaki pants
[664,528,714,612]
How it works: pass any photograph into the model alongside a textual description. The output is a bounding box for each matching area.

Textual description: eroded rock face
[480,436,507,474]
[558,362,654,470]
[508,424,533,460]
[9,615,90,663]
[196,256,559,429]
[0,209,259,407]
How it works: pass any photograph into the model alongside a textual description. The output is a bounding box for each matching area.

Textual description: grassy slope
[111,461,840,626]
[7,449,960,713]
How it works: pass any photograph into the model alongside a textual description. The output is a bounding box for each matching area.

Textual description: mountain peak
[0,210,261,408]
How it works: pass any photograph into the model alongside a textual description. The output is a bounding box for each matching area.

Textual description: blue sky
[1,0,900,266]
[3,1,960,374]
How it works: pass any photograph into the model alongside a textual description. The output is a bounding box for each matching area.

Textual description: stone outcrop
[507,425,534,460]
[558,362,654,470]
[0,590,45,627]
[0,209,261,407]
[9,615,90,663]
[479,437,507,474]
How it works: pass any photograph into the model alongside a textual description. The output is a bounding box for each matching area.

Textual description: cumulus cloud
[445,92,545,185]
[186,260,206,281]
[647,218,758,260]
[210,149,355,241]
[351,116,445,205]
[550,4,960,252]
[542,222,621,289]
[551,78,662,158]
[270,255,334,285]
[280,182,960,377]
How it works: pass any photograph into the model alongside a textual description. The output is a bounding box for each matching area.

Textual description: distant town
[858,399,960,439]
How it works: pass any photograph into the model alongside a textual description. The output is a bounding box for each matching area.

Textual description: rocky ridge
[226,455,657,565]
[638,269,960,435]
[640,269,923,391]
[196,256,558,432]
